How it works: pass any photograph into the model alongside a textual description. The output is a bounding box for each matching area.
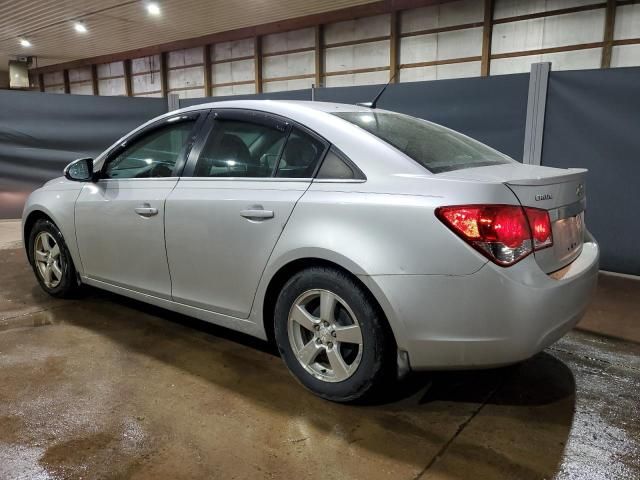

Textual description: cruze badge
[535,193,552,201]
[576,183,584,197]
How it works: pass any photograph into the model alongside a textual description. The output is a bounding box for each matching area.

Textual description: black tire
[274,266,395,402]
[28,218,80,298]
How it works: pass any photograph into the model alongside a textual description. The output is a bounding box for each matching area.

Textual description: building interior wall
[34,0,640,98]
[0,70,8,88]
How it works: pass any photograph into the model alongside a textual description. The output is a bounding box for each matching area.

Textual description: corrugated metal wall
[212,38,256,96]
[399,0,483,81]
[34,0,640,98]
[263,28,316,92]
[132,55,162,98]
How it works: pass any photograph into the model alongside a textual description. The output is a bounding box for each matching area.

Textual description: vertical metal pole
[167,93,180,111]
[160,52,168,98]
[314,25,323,91]
[90,64,99,95]
[389,11,399,82]
[523,62,550,166]
[123,59,132,97]
[601,0,617,68]
[204,44,212,97]
[481,0,494,77]
[63,70,70,94]
[254,36,263,94]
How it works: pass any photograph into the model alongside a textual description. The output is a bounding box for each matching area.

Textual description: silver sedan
[22,100,599,402]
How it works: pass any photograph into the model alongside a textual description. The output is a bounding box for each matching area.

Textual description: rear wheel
[28,218,80,298]
[274,267,395,402]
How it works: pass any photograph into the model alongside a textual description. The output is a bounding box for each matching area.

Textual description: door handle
[134,204,158,217]
[240,208,274,220]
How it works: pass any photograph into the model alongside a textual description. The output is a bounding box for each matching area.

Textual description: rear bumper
[361,239,599,370]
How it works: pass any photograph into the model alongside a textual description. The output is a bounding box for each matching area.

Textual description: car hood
[39,176,84,191]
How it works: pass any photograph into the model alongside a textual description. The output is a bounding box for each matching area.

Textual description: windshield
[333,111,513,173]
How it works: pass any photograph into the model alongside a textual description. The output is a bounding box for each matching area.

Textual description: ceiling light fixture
[146,2,161,15]
[19,38,32,47]
[73,21,87,33]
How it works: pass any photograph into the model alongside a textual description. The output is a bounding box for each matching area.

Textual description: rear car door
[165,109,328,318]
[75,112,205,298]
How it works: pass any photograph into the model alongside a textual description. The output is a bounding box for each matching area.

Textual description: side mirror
[64,157,94,182]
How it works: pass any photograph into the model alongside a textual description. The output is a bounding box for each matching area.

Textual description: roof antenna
[357,72,397,109]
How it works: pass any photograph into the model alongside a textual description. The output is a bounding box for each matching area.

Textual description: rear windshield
[332,111,513,173]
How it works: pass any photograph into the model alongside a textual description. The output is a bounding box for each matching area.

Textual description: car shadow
[48,285,577,477]
[84,287,577,401]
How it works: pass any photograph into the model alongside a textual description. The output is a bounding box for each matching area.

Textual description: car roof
[177,100,376,115]
[94,99,427,183]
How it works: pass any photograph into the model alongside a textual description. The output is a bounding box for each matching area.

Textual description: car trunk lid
[439,164,587,273]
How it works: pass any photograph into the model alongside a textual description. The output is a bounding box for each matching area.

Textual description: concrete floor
[0,220,22,250]
[1,220,639,479]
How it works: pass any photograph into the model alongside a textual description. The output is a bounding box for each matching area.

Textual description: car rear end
[422,166,598,367]
[332,110,598,369]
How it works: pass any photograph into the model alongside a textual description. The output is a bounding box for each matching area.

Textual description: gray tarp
[2,67,639,275]
[181,74,530,161]
[541,67,640,275]
[0,90,166,217]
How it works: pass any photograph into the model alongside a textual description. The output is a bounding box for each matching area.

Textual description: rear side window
[194,119,287,178]
[332,112,513,173]
[317,149,359,180]
[275,128,326,178]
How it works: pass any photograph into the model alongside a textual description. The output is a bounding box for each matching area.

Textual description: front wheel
[28,218,80,298]
[274,267,395,402]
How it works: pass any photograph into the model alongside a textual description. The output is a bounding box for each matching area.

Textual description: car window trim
[270,127,292,177]
[215,109,290,132]
[180,109,215,178]
[183,108,328,180]
[99,110,207,180]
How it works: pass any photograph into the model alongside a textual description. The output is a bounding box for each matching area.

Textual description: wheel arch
[260,256,400,352]
[22,203,84,278]
[23,209,57,263]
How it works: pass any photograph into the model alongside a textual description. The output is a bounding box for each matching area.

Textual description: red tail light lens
[524,207,553,249]
[436,205,553,266]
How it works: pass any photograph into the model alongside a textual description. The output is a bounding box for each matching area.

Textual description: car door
[75,112,206,298]
[165,109,328,318]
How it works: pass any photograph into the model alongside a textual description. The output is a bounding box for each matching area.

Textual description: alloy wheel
[288,289,363,383]
[34,232,63,288]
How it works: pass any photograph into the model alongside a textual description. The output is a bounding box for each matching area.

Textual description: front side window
[104,119,196,179]
[275,128,326,178]
[194,119,288,178]
[333,112,513,173]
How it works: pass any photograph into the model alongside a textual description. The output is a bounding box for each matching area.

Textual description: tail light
[435,205,553,266]
[523,207,552,250]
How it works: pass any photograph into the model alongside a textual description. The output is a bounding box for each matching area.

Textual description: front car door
[165,109,328,318]
[75,112,205,298]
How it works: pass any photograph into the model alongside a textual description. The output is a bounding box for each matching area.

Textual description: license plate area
[552,212,584,261]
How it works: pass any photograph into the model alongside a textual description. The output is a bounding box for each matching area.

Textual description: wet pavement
[1,242,639,479]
